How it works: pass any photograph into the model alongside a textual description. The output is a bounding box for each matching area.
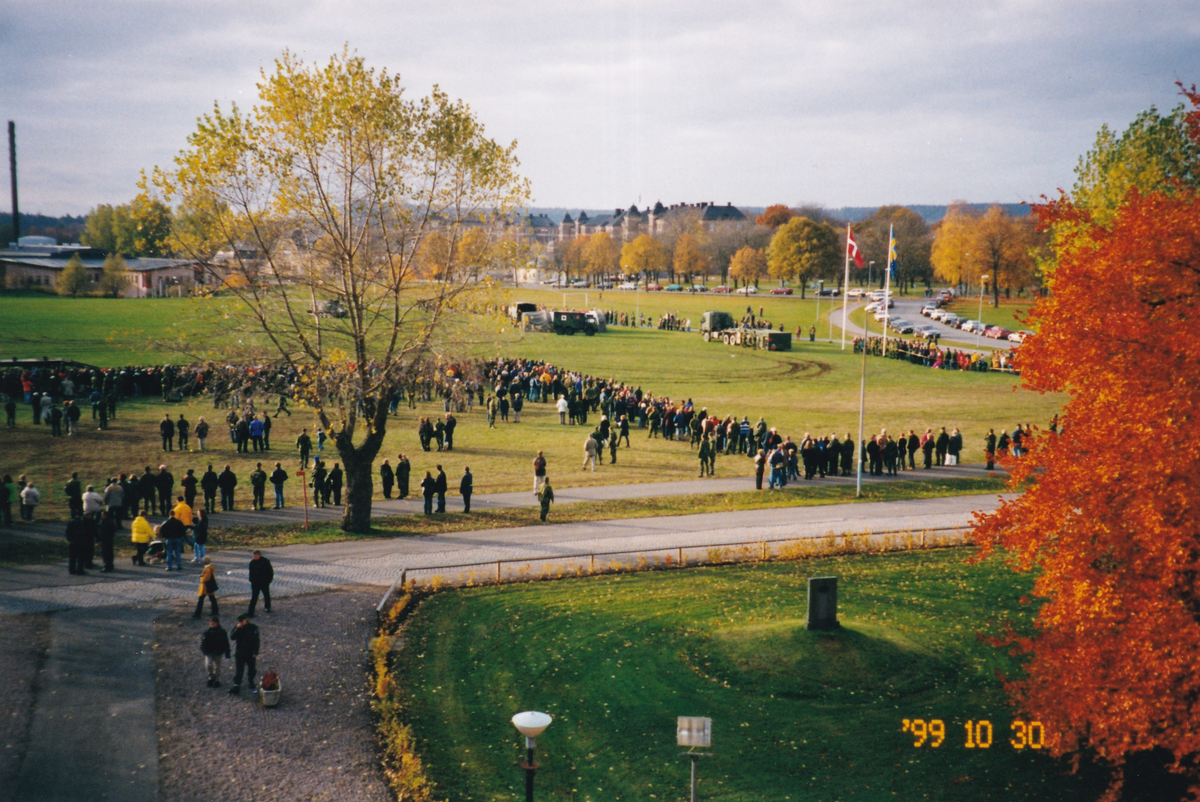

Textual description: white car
[847,288,866,299]
[735,286,758,295]
[941,313,961,327]
[618,281,638,290]
[929,308,948,322]
[961,320,985,333]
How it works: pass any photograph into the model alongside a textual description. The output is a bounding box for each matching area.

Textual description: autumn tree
[703,220,771,283]
[766,217,838,298]
[57,255,90,296]
[553,236,587,281]
[930,201,980,291]
[727,245,766,288]
[854,206,932,293]
[972,205,1038,306]
[619,234,668,281]
[755,204,795,228]
[671,232,710,283]
[82,193,173,256]
[581,232,619,280]
[152,49,528,533]
[972,85,1200,802]
[98,253,131,297]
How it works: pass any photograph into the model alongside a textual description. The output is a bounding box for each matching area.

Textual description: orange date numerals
[901,718,946,748]
[1009,720,1046,750]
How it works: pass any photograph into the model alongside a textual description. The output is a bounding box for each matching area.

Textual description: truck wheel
[703,331,711,342]
[585,329,595,336]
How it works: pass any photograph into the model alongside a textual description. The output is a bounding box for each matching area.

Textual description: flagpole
[856,294,868,498]
[882,224,893,358]
[841,224,851,350]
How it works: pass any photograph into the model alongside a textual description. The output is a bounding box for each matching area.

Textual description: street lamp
[512,711,552,802]
[868,261,875,288]
[977,274,989,349]
[677,716,712,802]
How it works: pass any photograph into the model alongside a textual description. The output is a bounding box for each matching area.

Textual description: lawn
[1,291,1058,520]
[944,297,1036,331]
[394,548,1102,801]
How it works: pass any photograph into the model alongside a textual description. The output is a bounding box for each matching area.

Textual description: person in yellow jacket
[194,557,219,619]
[172,496,194,527]
[130,513,154,566]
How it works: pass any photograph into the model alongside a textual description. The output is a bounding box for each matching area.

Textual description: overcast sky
[2,1,1198,217]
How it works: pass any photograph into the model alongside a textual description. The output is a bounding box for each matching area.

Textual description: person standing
[156,465,174,516]
[195,417,210,451]
[556,394,568,424]
[261,413,272,450]
[460,466,473,513]
[906,430,919,471]
[159,509,187,571]
[130,512,153,565]
[935,427,950,466]
[921,430,936,469]
[0,474,13,526]
[160,414,175,451]
[948,427,963,466]
[247,550,274,616]
[192,509,209,562]
[397,455,411,499]
[200,465,219,513]
[444,413,456,450]
[193,557,219,619]
[82,484,104,517]
[217,465,238,511]
[20,479,40,522]
[228,614,260,695]
[270,462,288,509]
[328,463,343,506]
[434,465,447,513]
[98,509,118,572]
[985,429,997,470]
[177,413,190,451]
[537,476,554,522]
[200,617,231,688]
[249,416,265,452]
[379,460,394,499]
[754,449,766,490]
[249,463,268,511]
[582,433,599,472]
[311,460,327,508]
[533,451,547,494]
[420,471,435,515]
[296,429,313,469]
[64,472,84,518]
[65,513,89,575]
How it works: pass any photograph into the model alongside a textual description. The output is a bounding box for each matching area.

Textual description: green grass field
[944,298,1035,331]
[395,548,1102,801]
[0,292,1057,520]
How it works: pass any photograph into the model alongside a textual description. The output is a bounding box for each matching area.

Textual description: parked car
[889,319,915,334]
[985,326,1012,339]
[917,325,941,340]
[664,284,684,292]
[920,304,938,317]
[712,285,731,293]
[735,286,758,295]
[770,287,793,295]
[847,288,866,299]
[1009,330,1035,343]
[618,281,638,290]
[645,283,663,291]
[817,287,837,296]
[691,285,708,292]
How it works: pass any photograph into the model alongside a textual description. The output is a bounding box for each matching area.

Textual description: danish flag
[846,231,864,268]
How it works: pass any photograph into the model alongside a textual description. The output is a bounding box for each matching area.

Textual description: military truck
[310,298,349,318]
[700,311,791,351]
[509,302,538,324]
[700,310,737,341]
[552,310,598,336]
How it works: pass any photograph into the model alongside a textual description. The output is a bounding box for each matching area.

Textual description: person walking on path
[200,465,219,513]
[420,471,435,515]
[160,509,187,571]
[217,465,238,511]
[194,557,219,619]
[460,467,473,513]
[434,466,447,513]
[200,617,231,688]
[130,512,153,566]
[379,460,394,499]
[192,509,209,562]
[397,455,411,499]
[247,550,274,617]
[296,429,313,469]
[533,451,547,494]
[250,463,268,510]
[228,614,260,695]
[270,462,288,509]
[98,509,118,572]
[537,476,554,522]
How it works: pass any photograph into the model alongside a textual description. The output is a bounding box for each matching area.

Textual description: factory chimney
[7,121,17,244]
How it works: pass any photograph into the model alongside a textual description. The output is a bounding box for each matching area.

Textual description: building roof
[0,245,196,272]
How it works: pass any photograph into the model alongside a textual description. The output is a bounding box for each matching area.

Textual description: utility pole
[8,121,18,244]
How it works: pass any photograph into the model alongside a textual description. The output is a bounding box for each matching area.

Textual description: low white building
[0,238,200,297]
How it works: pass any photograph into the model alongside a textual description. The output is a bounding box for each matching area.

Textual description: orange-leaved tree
[972,90,1200,801]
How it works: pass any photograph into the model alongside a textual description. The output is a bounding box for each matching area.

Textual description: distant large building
[0,237,199,297]
[557,201,747,243]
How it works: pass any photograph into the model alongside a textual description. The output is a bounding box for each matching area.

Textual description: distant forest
[1,212,86,246]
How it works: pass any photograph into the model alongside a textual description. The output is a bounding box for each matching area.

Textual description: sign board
[677,716,712,748]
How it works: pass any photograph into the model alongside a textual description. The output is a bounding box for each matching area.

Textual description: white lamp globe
[512,711,553,739]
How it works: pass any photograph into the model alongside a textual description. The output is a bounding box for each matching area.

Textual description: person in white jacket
[20,481,40,521]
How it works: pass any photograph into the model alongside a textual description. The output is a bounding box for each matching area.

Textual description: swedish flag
[887,231,898,280]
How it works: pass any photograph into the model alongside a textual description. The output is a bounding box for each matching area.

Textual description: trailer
[699,310,792,351]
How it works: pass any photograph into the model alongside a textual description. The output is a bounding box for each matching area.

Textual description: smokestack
[7,121,17,244]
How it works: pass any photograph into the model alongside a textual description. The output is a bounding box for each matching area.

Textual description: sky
[2,0,1199,217]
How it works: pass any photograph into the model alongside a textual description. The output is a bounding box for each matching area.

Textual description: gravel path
[153,588,389,802]
[0,613,49,802]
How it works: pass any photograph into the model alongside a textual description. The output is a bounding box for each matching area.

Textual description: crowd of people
[853,336,1019,373]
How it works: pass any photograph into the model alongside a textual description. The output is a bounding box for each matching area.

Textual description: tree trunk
[340,454,376,533]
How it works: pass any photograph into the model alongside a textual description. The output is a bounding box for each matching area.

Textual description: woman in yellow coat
[130,513,154,566]
[194,557,219,619]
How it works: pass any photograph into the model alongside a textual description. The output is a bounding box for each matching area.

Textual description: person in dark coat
[379,460,394,499]
[250,463,268,510]
[444,413,457,450]
[269,462,288,509]
[906,431,920,471]
[935,427,950,466]
[160,414,175,451]
[396,455,411,499]
[434,465,447,513]
[217,465,238,511]
[841,435,854,477]
[180,469,198,509]
[200,465,219,513]
[311,460,327,507]
[65,513,89,575]
[200,617,231,688]
[156,465,174,516]
[420,471,435,515]
[460,467,473,513]
[228,615,260,695]
[98,509,118,572]
[247,550,274,616]
[985,429,998,470]
[64,472,84,518]
[922,432,936,469]
[328,463,343,506]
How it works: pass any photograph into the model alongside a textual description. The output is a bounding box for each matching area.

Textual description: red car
[770,287,793,295]
[984,326,1012,339]
[712,285,731,293]
[644,283,663,291]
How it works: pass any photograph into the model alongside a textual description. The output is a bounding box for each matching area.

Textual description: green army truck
[700,311,791,351]
[552,310,598,336]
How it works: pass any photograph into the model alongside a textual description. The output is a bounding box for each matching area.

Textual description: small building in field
[0,238,200,297]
